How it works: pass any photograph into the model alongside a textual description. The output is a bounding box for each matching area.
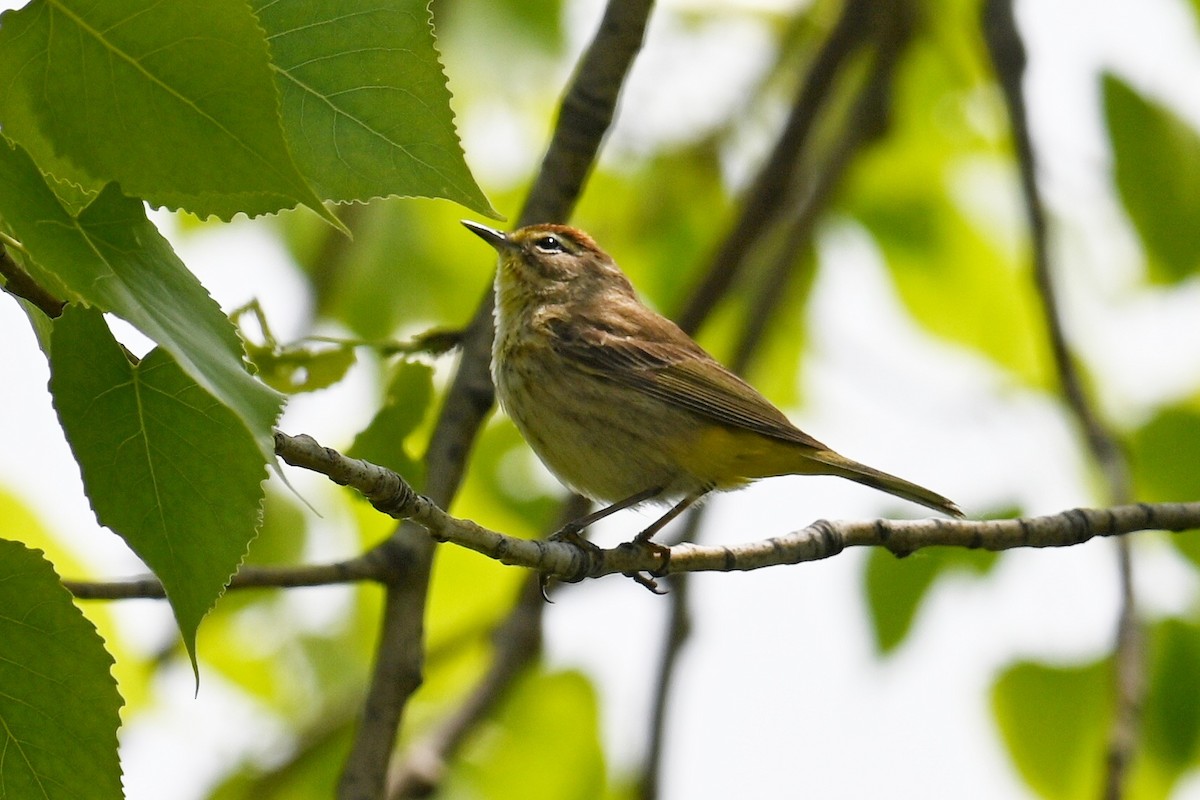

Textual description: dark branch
[0,242,66,318]
[982,2,1141,797]
[65,555,390,600]
[336,0,658,795]
[519,0,655,227]
[385,577,544,799]
[674,0,880,334]
[637,10,914,794]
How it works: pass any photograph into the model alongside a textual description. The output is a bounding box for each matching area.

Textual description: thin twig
[0,243,66,318]
[383,495,585,798]
[638,510,700,800]
[64,555,391,600]
[981,3,1140,797]
[274,430,1200,578]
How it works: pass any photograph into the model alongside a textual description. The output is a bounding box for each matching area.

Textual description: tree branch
[982,3,1141,796]
[519,0,655,227]
[64,555,390,600]
[0,241,66,318]
[637,9,913,794]
[275,430,1200,579]
[637,510,700,800]
[336,0,657,795]
[385,577,544,799]
[673,0,879,334]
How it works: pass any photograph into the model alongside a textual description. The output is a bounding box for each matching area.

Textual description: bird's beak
[461,220,514,252]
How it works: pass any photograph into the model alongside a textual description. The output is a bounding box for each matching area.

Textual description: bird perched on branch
[464,221,962,548]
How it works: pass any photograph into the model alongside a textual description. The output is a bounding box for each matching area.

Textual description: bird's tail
[811,450,963,518]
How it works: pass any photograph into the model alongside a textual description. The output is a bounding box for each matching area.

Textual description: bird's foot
[548,521,601,552]
[618,537,672,594]
[540,525,603,601]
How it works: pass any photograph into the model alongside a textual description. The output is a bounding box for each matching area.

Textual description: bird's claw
[539,526,602,601]
[623,570,668,594]
[548,524,601,552]
[618,538,672,593]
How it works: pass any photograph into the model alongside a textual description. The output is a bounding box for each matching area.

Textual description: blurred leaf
[250,0,496,216]
[1129,403,1200,501]
[1142,619,1200,775]
[1127,403,1200,566]
[250,343,357,395]
[456,420,563,539]
[865,546,998,653]
[0,486,152,711]
[348,360,435,485]
[446,669,605,800]
[996,621,1200,800]
[0,539,123,800]
[404,637,495,737]
[748,244,818,408]
[210,721,354,800]
[0,0,334,224]
[1104,74,1200,283]
[49,306,266,673]
[426,543,524,660]
[200,524,380,718]
[840,28,1050,387]
[213,488,309,615]
[444,0,565,52]
[865,548,939,654]
[577,143,730,316]
[0,140,283,462]
[246,490,310,568]
[284,196,509,339]
[992,659,1110,800]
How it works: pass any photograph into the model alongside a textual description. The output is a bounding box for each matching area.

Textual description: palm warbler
[464,221,962,543]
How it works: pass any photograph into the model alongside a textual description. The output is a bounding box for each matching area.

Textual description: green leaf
[840,34,1051,387]
[855,188,1047,388]
[283,196,505,340]
[249,342,357,395]
[250,0,496,216]
[1127,403,1200,567]
[0,0,339,225]
[49,306,267,672]
[347,360,435,484]
[0,139,283,462]
[864,546,998,653]
[0,539,123,800]
[1129,403,1200,502]
[1104,74,1200,283]
[1142,619,1200,774]
[992,659,1111,800]
[864,549,941,653]
[995,622,1200,799]
[209,722,354,800]
[446,669,605,799]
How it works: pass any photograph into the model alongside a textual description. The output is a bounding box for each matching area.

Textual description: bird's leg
[633,487,709,544]
[541,486,664,601]
[550,486,663,547]
[621,487,712,588]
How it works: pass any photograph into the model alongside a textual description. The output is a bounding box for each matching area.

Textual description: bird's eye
[533,235,565,254]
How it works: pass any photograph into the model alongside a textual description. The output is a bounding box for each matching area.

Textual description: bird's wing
[547,316,828,450]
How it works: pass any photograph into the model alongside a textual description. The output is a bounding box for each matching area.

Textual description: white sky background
[1,0,1199,797]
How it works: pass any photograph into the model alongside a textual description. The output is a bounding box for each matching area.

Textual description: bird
[463,220,963,547]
